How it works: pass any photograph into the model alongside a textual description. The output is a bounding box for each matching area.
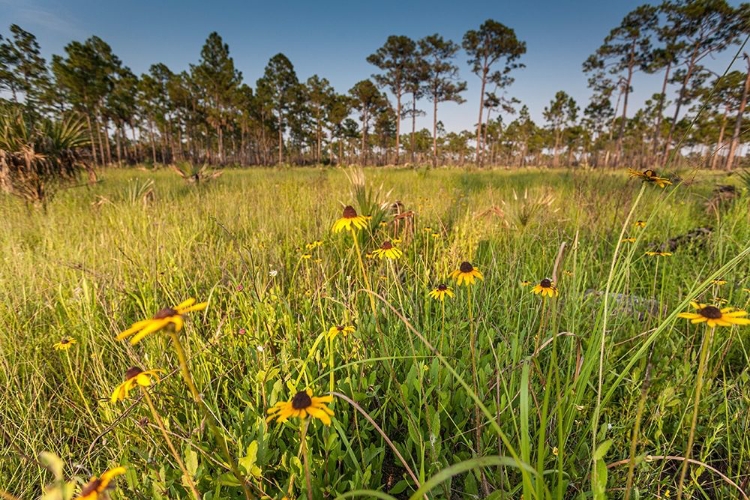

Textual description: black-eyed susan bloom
[621,237,636,243]
[327,325,355,340]
[711,279,727,286]
[450,261,483,286]
[75,466,126,500]
[372,240,403,260]
[677,302,750,328]
[645,251,672,257]
[634,220,646,228]
[532,278,558,297]
[116,298,207,345]
[54,337,76,351]
[110,367,163,403]
[266,389,335,426]
[628,168,672,188]
[628,168,658,180]
[520,280,532,287]
[428,284,455,301]
[332,205,370,233]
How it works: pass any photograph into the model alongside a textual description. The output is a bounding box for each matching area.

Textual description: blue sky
[1,0,746,133]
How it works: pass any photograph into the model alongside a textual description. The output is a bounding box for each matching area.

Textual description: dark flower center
[60,338,70,344]
[437,284,448,291]
[125,366,143,380]
[644,169,656,178]
[80,479,102,496]
[381,241,393,250]
[699,306,722,319]
[336,325,344,331]
[540,278,552,288]
[343,205,357,219]
[459,261,474,273]
[153,307,178,319]
[291,391,312,410]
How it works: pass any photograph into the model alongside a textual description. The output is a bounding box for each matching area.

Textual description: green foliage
[1,167,749,499]
[0,108,89,204]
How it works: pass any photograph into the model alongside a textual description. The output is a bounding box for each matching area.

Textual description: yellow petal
[170,315,184,332]
[307,407,332,425]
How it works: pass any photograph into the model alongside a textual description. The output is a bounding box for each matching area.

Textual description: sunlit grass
[1,166,749,499]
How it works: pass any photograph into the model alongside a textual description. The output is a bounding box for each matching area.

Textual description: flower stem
[467,285,487,494]
[141,387,202,500]
[328,337,335,394]
[677,327,714,500]
[351,233,376,316]
[63,351,99,431]
[300,419,313,500]
[168,332,253,500]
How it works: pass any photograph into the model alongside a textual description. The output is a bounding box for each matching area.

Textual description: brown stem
[142,388,201,500]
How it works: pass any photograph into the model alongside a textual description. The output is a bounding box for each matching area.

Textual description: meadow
[1,166,749,499]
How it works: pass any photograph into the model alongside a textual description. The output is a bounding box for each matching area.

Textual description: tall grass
[1,166,749,499]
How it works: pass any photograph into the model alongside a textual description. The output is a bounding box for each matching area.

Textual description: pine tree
[463,19,526,166]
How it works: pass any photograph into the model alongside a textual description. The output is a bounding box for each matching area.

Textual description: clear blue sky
[1,0,746,133]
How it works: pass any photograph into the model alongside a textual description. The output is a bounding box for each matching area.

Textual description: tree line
[1,0,749,170]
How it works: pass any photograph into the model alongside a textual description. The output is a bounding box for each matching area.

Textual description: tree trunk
[615,41,636,168]
[278,112,284,165]
[410,93,418,164]
[115,124,122,165]
[553,130,561,168]
[103,119,112,165]
[652,61,672,161]
[725,54,750,171]
[149,118,157,165]
[432,97,438,168]
[711,105,729,170]
[483,109,492,163]
[94,113,106,166]
[476,66,488,166]
[664,44,700,167]
[316,117,322,165]
[218,125,224,165]
[395,88,401,165]
[86,113,98,165]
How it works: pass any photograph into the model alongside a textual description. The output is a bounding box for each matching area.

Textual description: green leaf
[216,472,240,486]
[594,457,608,498]
[593,439,613,462]
[388,479,410,495]
[185,448,199,477]
[238,441,262,478]
[39,452,65,480]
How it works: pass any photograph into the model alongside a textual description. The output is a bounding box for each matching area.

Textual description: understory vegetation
[1,166,749,499]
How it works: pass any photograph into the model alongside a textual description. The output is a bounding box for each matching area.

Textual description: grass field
[1,166,749,499]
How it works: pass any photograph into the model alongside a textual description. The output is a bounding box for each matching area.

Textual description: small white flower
[269,270,278,277]
[256,345,264,353]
